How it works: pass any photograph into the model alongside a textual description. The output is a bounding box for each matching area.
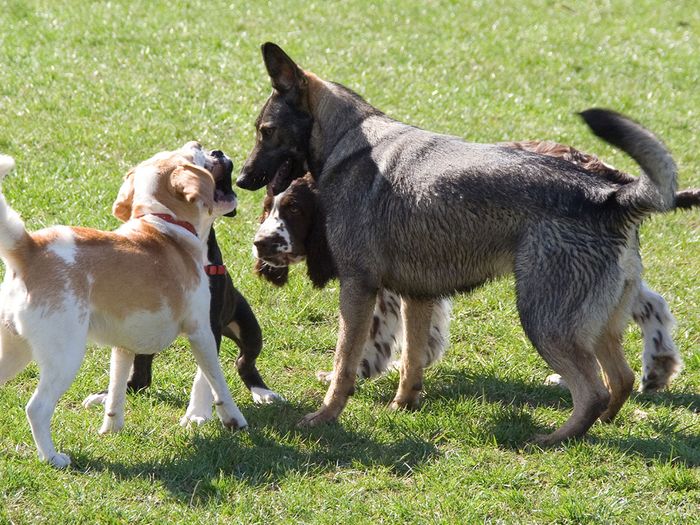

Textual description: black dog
[83,152,282,411]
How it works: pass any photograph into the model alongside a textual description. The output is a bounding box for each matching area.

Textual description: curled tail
[580,109,677,218]
[0,155,30,260]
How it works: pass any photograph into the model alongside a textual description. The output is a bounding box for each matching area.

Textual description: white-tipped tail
[0,155,16,179]
[0,155,29,258]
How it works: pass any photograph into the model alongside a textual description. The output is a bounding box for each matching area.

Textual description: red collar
[138,213,197,237]
[204,264,227,276]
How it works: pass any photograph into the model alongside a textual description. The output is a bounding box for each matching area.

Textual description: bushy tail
[674,188,700,210]
[580,109,677,218]
[0,155,30,259]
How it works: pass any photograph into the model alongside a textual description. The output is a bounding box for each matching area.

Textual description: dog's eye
[287,205,300,215]
[260,126,275,139]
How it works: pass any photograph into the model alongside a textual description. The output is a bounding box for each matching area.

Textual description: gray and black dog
[238,43,684,445]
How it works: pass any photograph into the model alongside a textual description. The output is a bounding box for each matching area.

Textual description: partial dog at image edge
[0,143,246,468]
[238,43,690,446]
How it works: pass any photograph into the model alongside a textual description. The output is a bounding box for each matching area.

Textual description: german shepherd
[238,43,683,445]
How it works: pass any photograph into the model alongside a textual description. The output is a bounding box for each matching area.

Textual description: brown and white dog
[0,143,246,468]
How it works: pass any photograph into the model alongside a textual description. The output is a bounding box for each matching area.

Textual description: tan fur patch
[12,223,199,318]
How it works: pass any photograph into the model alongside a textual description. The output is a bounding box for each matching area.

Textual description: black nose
[254,238,276,255]
[210,150,224,158]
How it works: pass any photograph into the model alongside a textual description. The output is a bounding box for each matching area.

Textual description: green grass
[1,0,699,523]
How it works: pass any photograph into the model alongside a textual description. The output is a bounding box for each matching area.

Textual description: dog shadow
[70,400,441,503]
[417,369,700,465]
[71,371,698,499]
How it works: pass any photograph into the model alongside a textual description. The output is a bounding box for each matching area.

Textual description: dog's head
[253,174,317,266]
[252,173,335,288]
[237,43,313,192]
[113,142,237,236]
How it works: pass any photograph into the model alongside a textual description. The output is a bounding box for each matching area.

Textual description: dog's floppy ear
[112,170,135,222]
[303,183,337,288]
[262,42,307,94]
[171,163,214,214]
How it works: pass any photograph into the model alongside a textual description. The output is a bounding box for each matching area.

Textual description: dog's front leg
[180,367,215,427]
[299,279,377,427]
[391,297,435,410]
[186,328,247,430]
[99,347,134,434]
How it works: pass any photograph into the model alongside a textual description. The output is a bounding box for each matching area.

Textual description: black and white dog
[237,43,693,445]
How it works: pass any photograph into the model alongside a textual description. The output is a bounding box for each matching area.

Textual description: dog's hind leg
[25,335,87,468]
[633,282,682,392]
[595,329,634,423]
[299,278,377,427]
[531,339,610,446]
[390,297,435,411]
[516,232,617,445]
[99,347,134,434]
[0,329,31,385]
[224,292,283,404]
[595,282,637,423]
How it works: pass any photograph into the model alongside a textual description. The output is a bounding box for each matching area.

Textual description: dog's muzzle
[209,150,237,217]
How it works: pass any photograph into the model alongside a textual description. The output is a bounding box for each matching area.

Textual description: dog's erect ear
[171,163,214,214]
[112,170,135,222]
[262,42,307,94]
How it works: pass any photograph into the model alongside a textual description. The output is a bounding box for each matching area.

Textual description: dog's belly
[88,308,181,354]
[381,248,514,297]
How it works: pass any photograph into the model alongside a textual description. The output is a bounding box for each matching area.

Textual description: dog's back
[318,106,674,297]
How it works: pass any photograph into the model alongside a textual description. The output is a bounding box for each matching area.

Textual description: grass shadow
[70,399,440,504]
[421,369,700,465]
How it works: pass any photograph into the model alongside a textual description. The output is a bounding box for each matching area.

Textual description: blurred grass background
[0,1,698,523]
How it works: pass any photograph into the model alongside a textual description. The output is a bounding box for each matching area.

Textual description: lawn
[0,0,698,523]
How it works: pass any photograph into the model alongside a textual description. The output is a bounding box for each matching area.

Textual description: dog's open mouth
[208,150,237,217]
[256,253,305,268]
[269,157,302,195]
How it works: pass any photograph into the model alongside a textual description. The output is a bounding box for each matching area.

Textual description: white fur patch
[253,192,292,256]
[88,305,179,353]
[47,226,77,265]
[251,387,285,404]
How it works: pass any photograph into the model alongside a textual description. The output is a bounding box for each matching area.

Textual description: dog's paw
[297,408,338,428]
[215,404,247,430]
[82,392,107,408]
[251,387,285,404]
[315,370,334,383]
[179,411,212,428]
[544,374,568,389]
[47,452,72,469]
[389,396,421,411]
[99,414,124,435]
